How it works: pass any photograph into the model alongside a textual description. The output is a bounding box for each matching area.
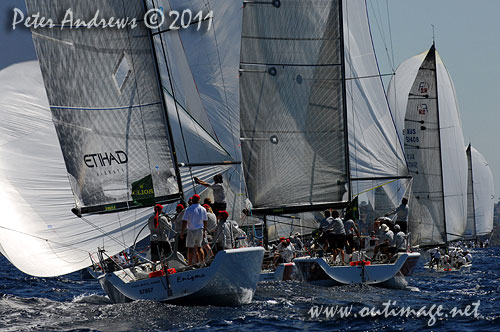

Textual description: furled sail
[465,145,495,237]
[387,45,467,246]
[27,1,182,214]
[240,0,349,211]
[0,61,155,277]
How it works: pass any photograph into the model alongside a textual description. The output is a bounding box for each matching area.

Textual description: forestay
[27,0,181,214]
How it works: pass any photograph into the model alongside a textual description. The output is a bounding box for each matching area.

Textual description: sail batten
[27,0,182,214]
[240,0,348,209]
[388,45,467,246]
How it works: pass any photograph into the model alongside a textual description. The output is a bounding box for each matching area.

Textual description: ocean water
[0,248,498,332]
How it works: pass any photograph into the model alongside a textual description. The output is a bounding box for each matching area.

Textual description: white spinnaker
[344,0,408,199]
[435,52,467,241]
[0,61,236,276]
[387,47,467,243]
[0,62,152,277]
[470,146,495,236]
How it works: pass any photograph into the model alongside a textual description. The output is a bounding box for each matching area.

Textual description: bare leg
[195,246,205,263]
[203,244,214,260]
[341,250,345,264]
[187,248,194,265]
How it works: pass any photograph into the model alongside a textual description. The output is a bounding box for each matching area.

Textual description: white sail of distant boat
[240,0,418,285]
[464,144,495,239]
[0,0,265,305]
[387,44,468,247]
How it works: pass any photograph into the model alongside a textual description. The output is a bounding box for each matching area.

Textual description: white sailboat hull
[294,253,413,286]
[99,247,264,306]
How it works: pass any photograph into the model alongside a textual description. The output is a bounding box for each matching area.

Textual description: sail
[468,146,495,236]
[27,1,182,214]
[240,0,349,210]
[0,61,156,277]
[388,45,467,246]
[169,0,242,159]
[145,0,247,221]
[343,0,408,197]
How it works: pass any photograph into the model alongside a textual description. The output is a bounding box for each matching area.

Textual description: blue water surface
[0,248,498,332]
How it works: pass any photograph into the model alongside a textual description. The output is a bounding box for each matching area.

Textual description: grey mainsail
[27,0,182,214]
[240,0,349,212]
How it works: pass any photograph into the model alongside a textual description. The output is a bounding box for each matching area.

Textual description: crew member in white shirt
[180,194,207,265]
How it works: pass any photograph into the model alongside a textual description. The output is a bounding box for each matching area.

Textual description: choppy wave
[0,248,499,331]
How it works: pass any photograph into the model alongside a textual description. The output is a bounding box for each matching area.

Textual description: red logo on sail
[418,103,428,115]
[419,82,429,94]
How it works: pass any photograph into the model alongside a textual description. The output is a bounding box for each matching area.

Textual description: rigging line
[117,212,127,252]
[266,218,319,231]
[162,87,232,157]
[368,0,393,72]
[153,0,196,194]
[0,225,91,255]
[352,178,399,198]
[385,0,396,72]
[79,215,130,249]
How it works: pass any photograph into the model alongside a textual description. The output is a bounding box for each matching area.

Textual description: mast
[142,0,184,202]
[467,144,478,241]
[471,149,478,242]
[432,43,448,245]
[339,0,352,202]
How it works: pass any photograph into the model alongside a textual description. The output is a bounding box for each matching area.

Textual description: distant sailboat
[388,44,468,249]
[239,0,419,285]
[464,144,495,240]
[1,0,264,305]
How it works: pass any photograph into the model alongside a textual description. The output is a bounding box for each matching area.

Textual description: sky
[367,0,500,201]
[0,0,499,200]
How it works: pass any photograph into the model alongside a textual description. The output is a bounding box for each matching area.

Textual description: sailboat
[387,43,468,252]
[464,144,495,242]
[239,0,419,286]
[0,0,264,305]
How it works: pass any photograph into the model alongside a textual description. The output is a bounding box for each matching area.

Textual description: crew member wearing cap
[274,238,295,266]
[372,223,394,260]
[148,204,173,262]
[194,174,226,216]
[180,194,208,265]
